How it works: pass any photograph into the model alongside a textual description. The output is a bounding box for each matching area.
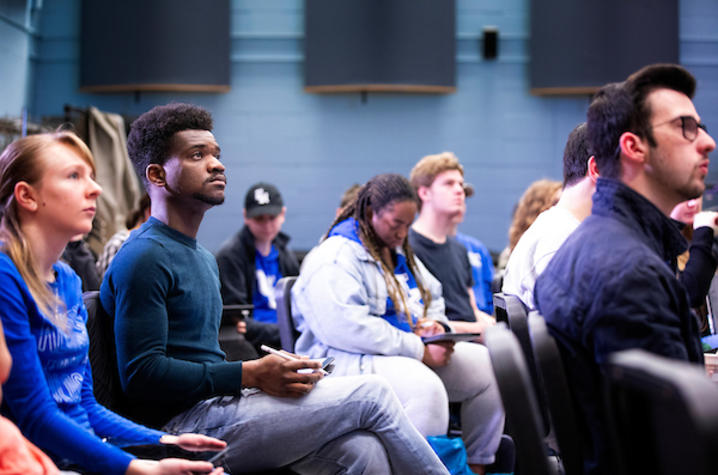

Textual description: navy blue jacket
[535,178,703,475]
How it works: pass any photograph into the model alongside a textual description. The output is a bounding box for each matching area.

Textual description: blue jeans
[163,374,448,474]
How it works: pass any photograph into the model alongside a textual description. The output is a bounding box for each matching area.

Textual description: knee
[402,376,449,437]
[452,344,499,393]
[348,374,397,406]
[332,431,391,474]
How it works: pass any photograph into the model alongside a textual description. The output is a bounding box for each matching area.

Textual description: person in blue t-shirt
[0,131,225,475]
[453,183,495,315]
[455,231,495,315]
[216,183,299,351]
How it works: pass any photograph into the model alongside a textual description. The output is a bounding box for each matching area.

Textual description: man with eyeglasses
[534,64,716,475]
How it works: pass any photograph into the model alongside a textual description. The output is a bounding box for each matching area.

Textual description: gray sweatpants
[372,342,505,465]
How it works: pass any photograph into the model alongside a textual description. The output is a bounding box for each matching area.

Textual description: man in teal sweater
[100,103,447,474]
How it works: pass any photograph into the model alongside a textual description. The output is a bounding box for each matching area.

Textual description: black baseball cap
[464,182,475,198]
[244,182,284,218]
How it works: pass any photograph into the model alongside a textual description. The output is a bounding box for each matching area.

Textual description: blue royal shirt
[455,232,495,315]
[0,254,162,475]
[328,218,422,332]
[252,245,281,323]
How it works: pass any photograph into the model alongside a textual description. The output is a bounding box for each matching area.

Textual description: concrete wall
[0,0,34,119]
[16,0,718,252]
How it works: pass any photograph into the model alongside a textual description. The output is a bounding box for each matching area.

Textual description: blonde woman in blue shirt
[0,131,225,475]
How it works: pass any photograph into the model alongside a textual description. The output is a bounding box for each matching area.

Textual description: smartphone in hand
[298,356,335,374]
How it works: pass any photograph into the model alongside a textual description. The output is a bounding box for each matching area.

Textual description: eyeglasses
[650,115,708,142]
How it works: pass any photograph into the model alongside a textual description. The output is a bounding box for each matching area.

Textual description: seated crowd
[0,61,716,475]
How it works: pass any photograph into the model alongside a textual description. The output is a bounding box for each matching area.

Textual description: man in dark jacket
[535,64,716,475]
[216,183,299,351]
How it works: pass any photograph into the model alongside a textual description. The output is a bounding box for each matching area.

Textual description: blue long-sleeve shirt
[455,232,495,314]
[0,253,163,475]
[100,218,244,428]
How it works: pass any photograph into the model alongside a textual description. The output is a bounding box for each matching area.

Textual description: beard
[193,192,225,206]
[671,170,705,202]
[647,149,705,202]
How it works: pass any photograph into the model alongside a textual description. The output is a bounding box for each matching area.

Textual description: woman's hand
[422,341,454,368]
[126,458,224,475]
[414,319,445,337]
[160,433,227,452]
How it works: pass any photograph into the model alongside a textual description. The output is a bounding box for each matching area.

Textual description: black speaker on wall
[530,0,678,95]
[483,27,498,60]
[304,0,456,93]
[80,0,230,92]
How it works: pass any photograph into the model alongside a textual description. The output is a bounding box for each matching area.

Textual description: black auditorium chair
[84,291,184,458]
[485,323,560,475]
[218,304,258,361]
[493,291,525,326]
[494,292,551,436]
[275,276,299,352]
[529,314,583,475]
[83,290,128,415]
[605,349,718,475]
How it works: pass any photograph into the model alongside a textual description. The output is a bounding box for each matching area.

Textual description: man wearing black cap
[216,182,299,351]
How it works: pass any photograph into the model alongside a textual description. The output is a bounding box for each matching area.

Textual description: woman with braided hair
[292,174,504,474]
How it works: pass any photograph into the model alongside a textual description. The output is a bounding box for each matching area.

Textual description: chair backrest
[218,305,258,362]
[495,292,551,436]
[605,349,718,475]
[485,323,555,475]
[220,303,253,327]
[529,314,583,475]
[82,290,127,414]
[275,276,298,352]
[493,292,524,325]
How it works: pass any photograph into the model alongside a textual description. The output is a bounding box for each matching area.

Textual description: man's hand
[694,211,718,233]
[241,355,323,397]
[422,342,454,368]
[235,320,247,334]
[478,310,496,326]
[448,320,489,343]
[159,434,226,452]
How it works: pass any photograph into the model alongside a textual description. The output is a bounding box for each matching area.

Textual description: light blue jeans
[163,374,448,474]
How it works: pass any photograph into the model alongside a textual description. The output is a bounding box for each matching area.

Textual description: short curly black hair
[127,103,213,183]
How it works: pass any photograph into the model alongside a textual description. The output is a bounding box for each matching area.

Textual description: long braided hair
[326,174,432,327]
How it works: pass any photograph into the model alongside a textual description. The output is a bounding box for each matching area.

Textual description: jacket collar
[328,218,403,264]
[239,225,291,251]
[592,178,687,262]
[328,217,361,244]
